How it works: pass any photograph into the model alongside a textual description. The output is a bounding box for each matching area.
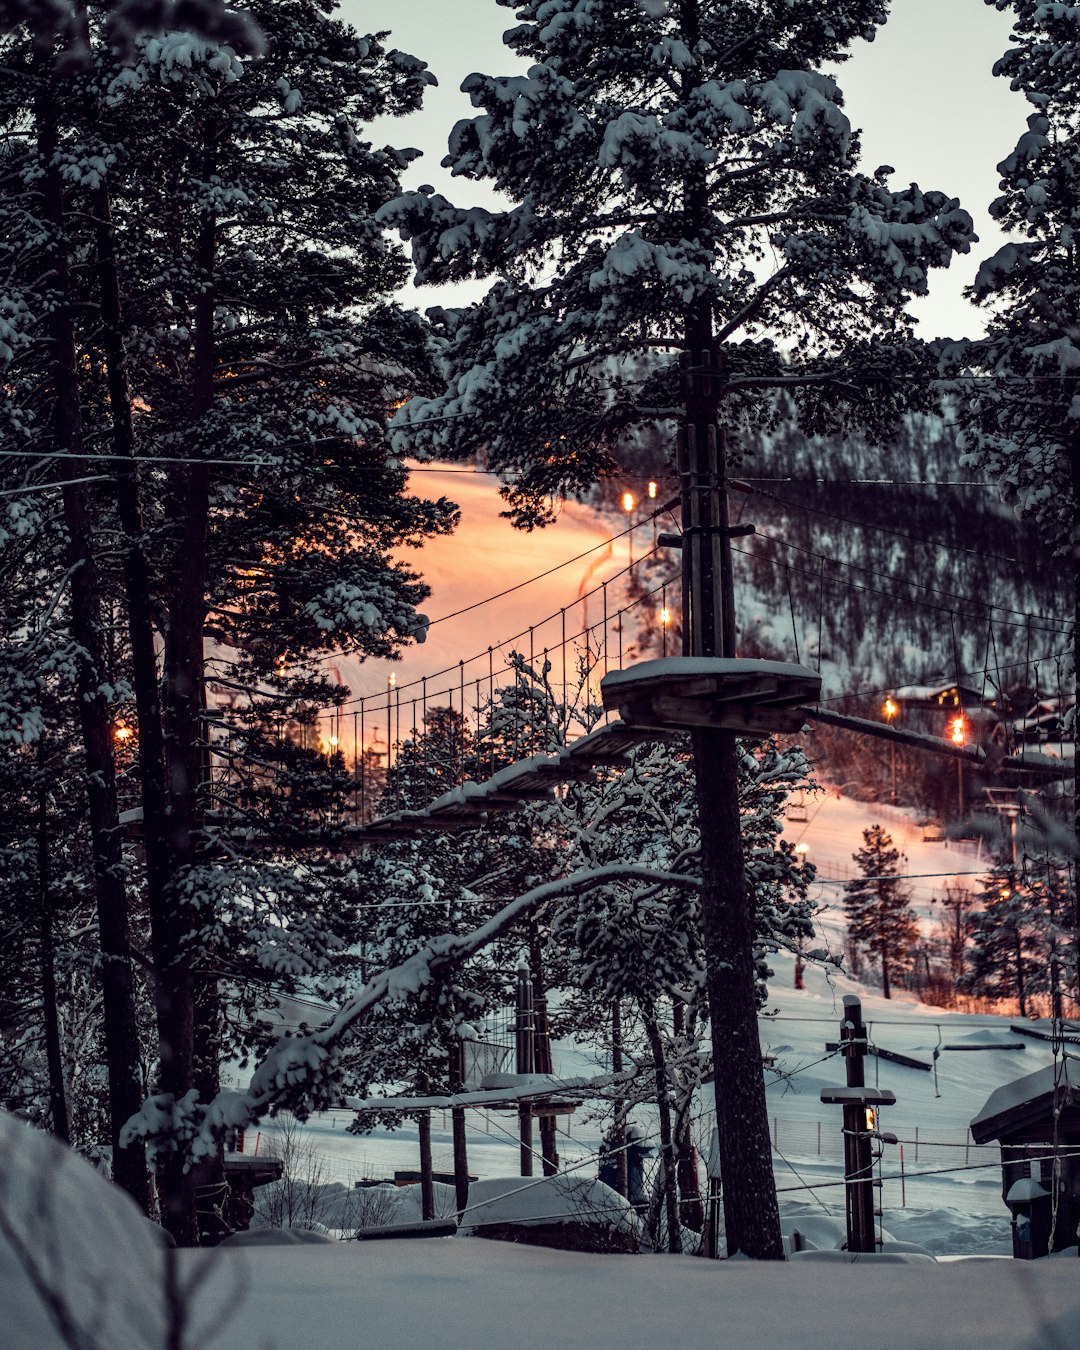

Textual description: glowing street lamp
[647,480,657,500]
[623,490,637,568]
[950,714,966,820]
[881,696,898,804]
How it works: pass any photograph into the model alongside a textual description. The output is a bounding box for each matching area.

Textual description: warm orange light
[328,735,339,747]
[647,480,657,499]
[950,715,965,746]
[388,673,396,689]
[660,607,671,626]
[882,697,898,720]
[864,1106,877,1131]
[114,723,133,742]
[622,491,635,513]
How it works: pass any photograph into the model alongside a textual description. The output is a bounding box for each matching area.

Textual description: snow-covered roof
[970,1062,1080,1142]
[461,1174,641,1236]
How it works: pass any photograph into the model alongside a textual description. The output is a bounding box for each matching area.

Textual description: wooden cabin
[970,1063,1080,1259]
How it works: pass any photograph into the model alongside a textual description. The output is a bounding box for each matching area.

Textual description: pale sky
[344,0,1023,339]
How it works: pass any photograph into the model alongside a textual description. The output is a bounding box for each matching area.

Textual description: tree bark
[418,1110,435,1221]
[37,744,69,1143]
[89,171,175,1062]
[671,1000,703,1232]
[643,1005,681,1253]
[680,301,784,1259]
[33,42,148,1212]
[155,165,218,1247]
[611,1000,628,1199]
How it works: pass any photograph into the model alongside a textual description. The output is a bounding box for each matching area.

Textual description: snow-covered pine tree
[962,845,1076,1016]
[0,0,458,1240]
[380,0,973,1259]
[843,824,918,999]
[951,0,1080,945]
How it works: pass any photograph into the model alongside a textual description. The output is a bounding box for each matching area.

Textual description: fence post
[900,1144,906,1208]
[915,1126,919,1165]
[817,1121,821,1157]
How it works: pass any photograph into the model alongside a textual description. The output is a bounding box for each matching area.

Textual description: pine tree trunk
[157,188,217,1246]
[528,930,558,1175]
[671,1001,703,1232]
[693,728,783,1258]
[1014,926,1027,1018]
[643,1006,681,1254]
[37,746,69,1143]
[33,42,148,1212]
[89,174,175,1083]
[681,293,783,1258]
[611,1000,628,1199]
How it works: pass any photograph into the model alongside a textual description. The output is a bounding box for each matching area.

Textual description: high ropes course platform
[341,653,1069,848]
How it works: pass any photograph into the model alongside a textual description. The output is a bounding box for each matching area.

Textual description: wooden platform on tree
[600,657,821,736]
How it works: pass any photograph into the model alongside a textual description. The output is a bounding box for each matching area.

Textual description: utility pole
[820,995,895,1254]
[679,340,784,1259]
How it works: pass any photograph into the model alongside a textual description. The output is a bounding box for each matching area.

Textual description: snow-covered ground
[7,790,1077,1350]
[6,1107,1079,1350]
[236,790,1058,1264]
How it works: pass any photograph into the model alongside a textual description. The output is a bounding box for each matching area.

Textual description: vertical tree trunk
[37,745,69,1143]
[643,1005,681,1254]
[33,42,147,1213]
[418,1110,435,1221]
[155,187,217,1245]
[680,300,784,1259]
[528,929,558,1175]
[611,1000,628,1199]
[671,1000,703,1232]
[89,171,175,1059]
[1014,925,1027,1018]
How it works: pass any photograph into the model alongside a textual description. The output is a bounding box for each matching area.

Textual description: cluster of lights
[622,481,658,513]
[950,715,966,746]
[114,722,133,742]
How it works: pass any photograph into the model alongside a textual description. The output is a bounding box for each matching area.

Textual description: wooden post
[418,1110,435,1221]
[516,965,534,1176]
[450,1039,470,1216]
[840,995,876,1253]
[529,936,559,1176]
